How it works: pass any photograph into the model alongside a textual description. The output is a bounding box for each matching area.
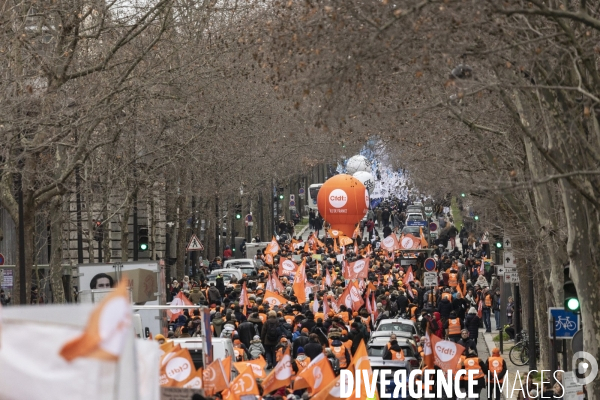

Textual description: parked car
[375,318,421,343]
[367,337,420,369]
[368,359,415,399]
[206,269,243,286]
[171,337,236,374]
[222,259,259,277]
[401,225,429,237]
[405,213,425,225]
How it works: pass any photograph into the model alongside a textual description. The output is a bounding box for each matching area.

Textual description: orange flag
[399,234,422,249]
[167,291,194,322]
[293,259,307,303]
[294,353,335,392]
[420,226,429,248]
[424,330,465,372]
[224,365,260,400]
[343,258,370,280]
[60,279,131,362]
[328,229,342,238]
[265,253,274,265]
[304,241,310,253]
[279,257,299,277]
[183,368,204,389]
[239,282,250,310]
[159,347,196,387]
[234,356,267,379]
[349,340,375,398]
[263,290,289,307]
[261,346,293,394]
[339,235,353,247]
[402,266,414,286]
[338,280,364,312]
[203,358,230,395]
[159,340,176,356]
[380,233,400,252]
[311,372,354,400]
[264,236,280,255]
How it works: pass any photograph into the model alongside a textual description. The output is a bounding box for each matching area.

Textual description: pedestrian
[248,335,265,360]
[493,288,501,330]
[486,347,507,400]
[260,310,280,369]
[465,306,481,344]
[482,288,493,332]
[506,296,514,325]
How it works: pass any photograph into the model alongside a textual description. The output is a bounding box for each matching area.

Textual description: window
[377,323,414,334]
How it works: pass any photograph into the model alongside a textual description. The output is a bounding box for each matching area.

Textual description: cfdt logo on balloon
[329,189,348,208]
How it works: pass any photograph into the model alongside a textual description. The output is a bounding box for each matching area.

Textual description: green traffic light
[461,193,466,197]
[566,298,580,311]
[232,248,236,252]
[496,242,502,248]
[236,213,241,220]
[279,194,284,200]
[139,243,148,251]
[474,215,479,221]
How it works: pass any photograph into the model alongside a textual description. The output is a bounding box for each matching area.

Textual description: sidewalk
[481,329,530,399]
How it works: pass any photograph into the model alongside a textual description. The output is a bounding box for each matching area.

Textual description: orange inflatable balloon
[317,174,370,235]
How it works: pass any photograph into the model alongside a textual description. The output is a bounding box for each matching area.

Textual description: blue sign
[424,258,436,272]
[549,307,580,339]
[0,253,4,266]
[407,220,428,227]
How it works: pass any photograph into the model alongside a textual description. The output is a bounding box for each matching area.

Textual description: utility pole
[133,192,139,261]
[258,191,264,242]
[17,172,26,305]
[75,166,84,266]
[528,260,537,370]
[215,197,219,259]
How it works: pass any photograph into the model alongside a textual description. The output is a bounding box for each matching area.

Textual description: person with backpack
[237,318,257,348]
[292,328,310,358]
[248,335,265,360]
[261,310,280,368]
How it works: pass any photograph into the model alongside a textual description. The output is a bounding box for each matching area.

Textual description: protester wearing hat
[292,347,311,374]
[465,306,481,344]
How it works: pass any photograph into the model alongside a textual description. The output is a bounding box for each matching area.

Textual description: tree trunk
[49,195,65,303]
[560,182,600,399]
[120,197,132,262]
[175,192,187,279]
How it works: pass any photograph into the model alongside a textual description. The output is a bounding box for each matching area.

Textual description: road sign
[186,234,204,252]
[504,271,519,283]
[424,258,436,272]
[572,330,583,354]
[299,188,305,195]
[424,272,437,287]
[424,206,433,217]
[429,222,438,232]
[289,200,295,207]
[549,307,580,339]
[0,269,13,289]
[0,253,4,266]
[407,220,427,227]
[504,251,517,268]
[504,236,512,249]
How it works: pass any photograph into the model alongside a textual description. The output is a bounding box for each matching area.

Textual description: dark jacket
[302,318,316,333]
[382,342,403,360]
[247,315,263,338]
[452,298,468,320]
[348,328,364,355]
[458,337,477,354]
[465,314,480,339]
[207,286,221,304]
[293,333,310,358]
[438,298,454,319]
[237,321,256,348]
[304,341,324,360]
[212,316,225,337]
[396,295,409,315]
[189,288,206,304]
[261,316,280,346]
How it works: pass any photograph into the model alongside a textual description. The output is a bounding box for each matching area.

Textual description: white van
[170,337,237,378]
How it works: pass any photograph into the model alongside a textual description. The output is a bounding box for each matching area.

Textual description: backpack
[390,302,399,317]
[266,323,279,341]
[221,326,235,339]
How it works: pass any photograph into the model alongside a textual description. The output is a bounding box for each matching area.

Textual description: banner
[338,281,364,312]
[264,236,280,255]
[203,358,229,395]
[223,365,259,400]
[263,290,289,307]
[379,234,400,252]
[293,259,307,303]
[279,258,299,277]
[261,347,293,394]
[60,279,131,362]
[424,331,465,373]
[159,347,196,387]
[166,291,194,322]
[343,258,370,280]
[293,353,335,392]
[234,356,267,379]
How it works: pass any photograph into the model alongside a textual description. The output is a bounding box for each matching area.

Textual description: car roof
[377,318,415,325]
[369,337,414,346]
[368,359,411,369]
[370,331,413,339]
[224,259,255,265]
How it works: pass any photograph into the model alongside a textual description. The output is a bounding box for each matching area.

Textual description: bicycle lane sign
[549,307,580,339]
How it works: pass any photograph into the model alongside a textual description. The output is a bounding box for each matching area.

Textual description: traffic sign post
[407,220,428,227]
[549,307,580,339]
[424,258,436,272]
[186,234,204,252]
[504,251,517,268]
[429,222,438,232]
[503,271,520,283]
[424,206,433,218]
[424,272,437,287]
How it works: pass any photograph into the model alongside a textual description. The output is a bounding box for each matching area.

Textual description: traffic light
[277,187,284,200]
[474,215,479,221]
[564,264,580,312]
[493,235,503,249]
[138,227,149,251]
[235,204,242,220]
[461,193,466,197]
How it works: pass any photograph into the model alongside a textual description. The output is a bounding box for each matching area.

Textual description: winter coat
[261,316,280,346]
[237,321,257,348]
[438,298,454,319]
[304,341,324,361]
[248,339,265,359]
[212,316,225,337]
[465,314,480,339]
[208,287,221,304]
[433,312,444,337]
[247,316,263,338]
[348,328,364,355]
[293,333,310,358]
[189,288,206,305]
